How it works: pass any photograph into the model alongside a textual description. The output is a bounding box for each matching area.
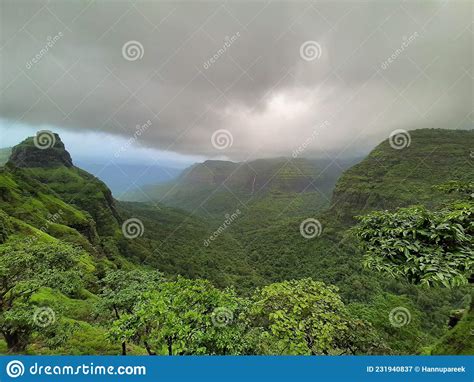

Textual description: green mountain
[121,129,472,356]
[0,135,258,287]
[123,157,358,217]
[0,128,472,355]
[331,129,473,223]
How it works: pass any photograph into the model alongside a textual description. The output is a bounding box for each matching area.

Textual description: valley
[0,128,472,355]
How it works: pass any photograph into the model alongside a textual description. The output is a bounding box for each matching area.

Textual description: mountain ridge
[330,128,474,223]
[123,156,361,217]
[0,128,471,355]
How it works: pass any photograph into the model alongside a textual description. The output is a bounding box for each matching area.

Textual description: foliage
[355,203,473,287]
[430,296,474,355]
[0,241,87,351]
[0,129,472,355]
[433,180,474,198]
[246,279,386,355]
[108,277,246,355]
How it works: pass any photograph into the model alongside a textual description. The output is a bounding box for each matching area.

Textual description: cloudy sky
[0,0,472,166]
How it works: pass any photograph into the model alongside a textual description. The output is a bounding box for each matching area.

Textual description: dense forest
[0,128,472,355]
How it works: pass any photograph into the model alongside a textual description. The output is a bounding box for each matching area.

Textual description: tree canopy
[0,241,86,351]
[355,202,473,287]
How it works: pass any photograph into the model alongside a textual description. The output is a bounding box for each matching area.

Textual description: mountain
[231,129,473,282]
[331,129,474,224]
[1,146,182,197]
[206,128,472,353]
[1,134,258,288]
[123,157,360,217]
[0,128,471,355]
[6,135,120,238]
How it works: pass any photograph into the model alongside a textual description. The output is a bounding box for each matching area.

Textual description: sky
[0,0,472,166]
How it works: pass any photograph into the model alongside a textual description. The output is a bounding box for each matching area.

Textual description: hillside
[213,129,472,353]
[0,128,471,355]
[331,129,474,224]
[0,134,263,353]
[1,135,258,288]
[123,157,358,217]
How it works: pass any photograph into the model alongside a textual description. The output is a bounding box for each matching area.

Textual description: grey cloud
[0,0,472,161]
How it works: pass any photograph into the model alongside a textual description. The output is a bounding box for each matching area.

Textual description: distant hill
[123,157,360,217]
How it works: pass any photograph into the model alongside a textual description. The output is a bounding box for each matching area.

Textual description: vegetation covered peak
[331,128,473,223]
[7,131,73,169]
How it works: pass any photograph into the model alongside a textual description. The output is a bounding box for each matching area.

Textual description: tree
[355,183,474,355]
[0,240,85,352]
[108,277,245,355]
[355,202,473,287]
[246,278,375,355]
[97,269,162,355]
